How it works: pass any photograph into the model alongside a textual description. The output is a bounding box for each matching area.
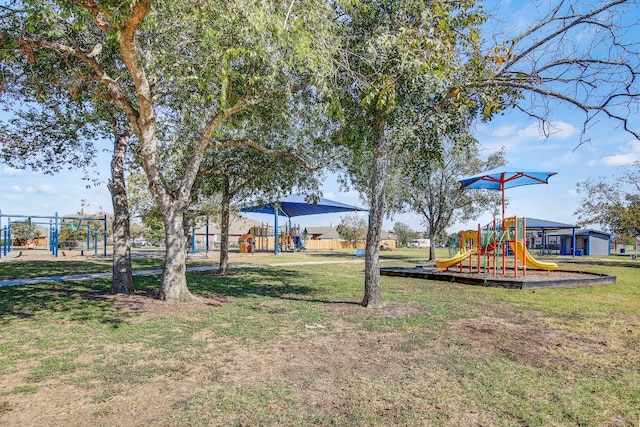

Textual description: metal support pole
[274,207,279,255]
[49,219,53,255]
[54,212,59,257]
[205,218,210,254]
[103,214,107,258]
[7,218,11,254]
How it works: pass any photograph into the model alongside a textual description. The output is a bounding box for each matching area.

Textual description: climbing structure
[436,216,558,276]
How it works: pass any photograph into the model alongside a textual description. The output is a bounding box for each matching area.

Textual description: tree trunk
[362,118,389,308]
[108,125,134,294]
[159,207,194,301]
[219,178,231,275]
[428,231,436,261]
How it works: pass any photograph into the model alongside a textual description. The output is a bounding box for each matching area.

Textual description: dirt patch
[0,250,90,261]
[451,315,611,368]
[79,290,230,317]
[322,301,428,318]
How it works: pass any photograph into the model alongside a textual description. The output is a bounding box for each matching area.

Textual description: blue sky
[2,0,638,234]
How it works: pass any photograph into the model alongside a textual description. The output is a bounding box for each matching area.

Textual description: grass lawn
[0,249,638,426]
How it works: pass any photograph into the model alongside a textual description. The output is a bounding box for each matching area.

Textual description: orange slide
[435,248,477,269]
[508,241,558,271]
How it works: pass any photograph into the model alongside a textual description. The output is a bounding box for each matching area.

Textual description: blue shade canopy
[458,169,557,219]
[241,194,368,218]
[458,169,557,191]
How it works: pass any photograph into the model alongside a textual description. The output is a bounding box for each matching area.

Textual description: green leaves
[575,162,640,238]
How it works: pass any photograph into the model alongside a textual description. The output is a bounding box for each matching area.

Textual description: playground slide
[435,248,477,269]
[508,241,558,271]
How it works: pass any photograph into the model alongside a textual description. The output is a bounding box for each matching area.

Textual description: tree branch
[214,138,314,170]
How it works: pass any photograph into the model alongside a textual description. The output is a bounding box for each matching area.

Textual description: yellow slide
[508,241,558,271]
[436,248,477,269]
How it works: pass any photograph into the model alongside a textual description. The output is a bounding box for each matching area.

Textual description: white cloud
[547,121,577,140]
[602,153,640,166]
[601,139,640,166]
[587,160,596,167]
[517,124,541,139]
[1,166,22,176]
[24,184,54,194]
[626,140,640,153]
[11,185,21,193]
[491,125,518,138]
[518,121,577,141]
[566,189,578,197]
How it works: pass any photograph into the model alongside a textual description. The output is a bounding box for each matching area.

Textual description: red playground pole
[523,217,527,277]
[477,223,481,273]
[513,216,518,278]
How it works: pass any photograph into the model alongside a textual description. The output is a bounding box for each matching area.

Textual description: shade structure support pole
[274,207,279,255]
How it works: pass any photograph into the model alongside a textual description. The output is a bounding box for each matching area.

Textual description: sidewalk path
[0,266,218,288]
[0,259,374,288]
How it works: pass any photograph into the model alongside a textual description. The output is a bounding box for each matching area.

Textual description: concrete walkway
[0,266,218,288]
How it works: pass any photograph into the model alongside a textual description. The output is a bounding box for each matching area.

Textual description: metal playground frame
[0,211,108,258]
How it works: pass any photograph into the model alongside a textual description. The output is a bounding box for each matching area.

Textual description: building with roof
[524,218,611,256]
[545,229,611,256]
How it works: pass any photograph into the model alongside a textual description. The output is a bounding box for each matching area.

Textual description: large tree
[575,161,640,238]
[1,1,337,301]
[392,222,419,248]
[198,145,323,275]
[397,117,506,261]
[196,93,331,274]
[335,0,492,307]
[336,213,367,248]
[0,77,135,294]
[336,0,640,308]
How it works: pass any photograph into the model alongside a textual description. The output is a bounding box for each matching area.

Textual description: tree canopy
[575,161,640,238]
[392,222,419,248]
[336,213,368,248]
[1,0,339,301]
[334,0,640,307]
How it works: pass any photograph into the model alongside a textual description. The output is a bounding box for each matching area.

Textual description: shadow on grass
[184,267,317,300]
[0,265,351,323]
[186,267,365,306]
[0,279,130,326]
[0,260,112,281]
[304,251,357,259]
[0,259,168,282]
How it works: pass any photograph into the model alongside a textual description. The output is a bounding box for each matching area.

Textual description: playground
[0,212,108,259]
[382,216,616,289]
[237,222,307,254]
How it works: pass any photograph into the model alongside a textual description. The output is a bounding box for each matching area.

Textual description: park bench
[352,248,365,258]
